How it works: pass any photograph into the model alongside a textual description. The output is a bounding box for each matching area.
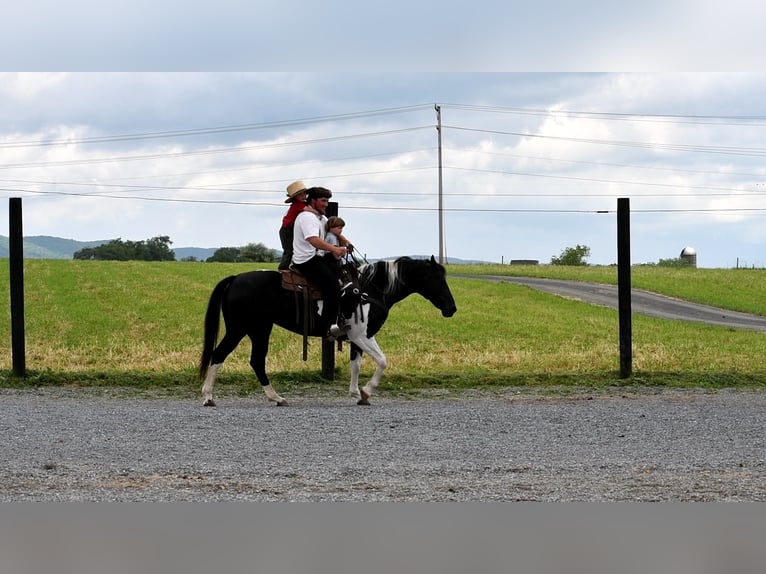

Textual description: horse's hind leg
[249,324,288,406]
[201,331,245,406]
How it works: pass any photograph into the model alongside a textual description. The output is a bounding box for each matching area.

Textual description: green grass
[1,259,764,396]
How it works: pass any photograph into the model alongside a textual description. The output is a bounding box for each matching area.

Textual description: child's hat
[285,180,307,203]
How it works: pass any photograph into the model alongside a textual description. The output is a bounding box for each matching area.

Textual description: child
[324,216,359,291]
[278,180,308,270]
[325,216,345,248]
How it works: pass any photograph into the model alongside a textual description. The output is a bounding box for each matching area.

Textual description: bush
[550,244,590,266]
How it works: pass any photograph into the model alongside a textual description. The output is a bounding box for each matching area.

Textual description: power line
[442,146,766,179]
[442,166,766,195]
[0,104,434,149]
[0,126,433,170]
[4,186,766,216]
[4,101,766,218]
[6,173,765,199]
[440,103,766,126]
[443,125,766,157]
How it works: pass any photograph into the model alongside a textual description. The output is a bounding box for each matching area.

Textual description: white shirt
[292,210,327,264]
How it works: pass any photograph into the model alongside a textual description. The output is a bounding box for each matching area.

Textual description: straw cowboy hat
[285,180,307,203]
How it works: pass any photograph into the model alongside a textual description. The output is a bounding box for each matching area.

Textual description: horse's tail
[199,275,236,380]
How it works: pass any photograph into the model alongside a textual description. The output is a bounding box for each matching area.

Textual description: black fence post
[617,197,632,378]
[321,201,339,380]
[9,198,26,377]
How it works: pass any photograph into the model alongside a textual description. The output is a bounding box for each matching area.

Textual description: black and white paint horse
[199,256,457,406]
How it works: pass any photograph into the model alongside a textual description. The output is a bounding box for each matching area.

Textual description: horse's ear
[430,255,437,264]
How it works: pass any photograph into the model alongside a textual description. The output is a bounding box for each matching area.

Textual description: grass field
[1,259,764,396]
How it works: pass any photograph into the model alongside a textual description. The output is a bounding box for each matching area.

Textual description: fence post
[321,201,339,380]
[9,198,26,377]
[617,197,632,378]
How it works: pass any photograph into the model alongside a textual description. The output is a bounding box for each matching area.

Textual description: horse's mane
[360,257,412,297]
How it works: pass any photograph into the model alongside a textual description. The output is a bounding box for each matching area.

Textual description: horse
[199,256,457,406]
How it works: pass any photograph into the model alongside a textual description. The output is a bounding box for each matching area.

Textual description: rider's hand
[346,243,354,254]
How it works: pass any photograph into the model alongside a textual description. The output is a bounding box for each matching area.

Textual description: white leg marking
[201,363,221,406]
[263,384,286,405]
[349,354,362,400]
[346,334,387,399]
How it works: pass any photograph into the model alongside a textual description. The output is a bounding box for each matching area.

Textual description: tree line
[549,245,691,267]
[73,236,279,263]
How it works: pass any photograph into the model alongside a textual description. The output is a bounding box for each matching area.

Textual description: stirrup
[328,323,349,338]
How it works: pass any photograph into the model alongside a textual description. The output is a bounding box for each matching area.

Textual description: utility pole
[435,104,445,265]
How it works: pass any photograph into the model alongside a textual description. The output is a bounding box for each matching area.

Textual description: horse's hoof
[203,399,216,407]
[276,399,288,406]
[357,390,370,406]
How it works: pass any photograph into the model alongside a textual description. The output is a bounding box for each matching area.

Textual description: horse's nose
[442,305,457,318]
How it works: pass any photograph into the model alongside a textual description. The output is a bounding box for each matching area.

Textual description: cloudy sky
[2,4,765,268]
[3,72,765,268]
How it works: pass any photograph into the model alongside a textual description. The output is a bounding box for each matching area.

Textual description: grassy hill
[0,236,219,261]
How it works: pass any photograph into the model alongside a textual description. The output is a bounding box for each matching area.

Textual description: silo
[680,246,697,267]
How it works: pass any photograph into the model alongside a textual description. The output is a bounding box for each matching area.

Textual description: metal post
[9,198,26,377]
[617,198,632,378]
[321,201,339,380]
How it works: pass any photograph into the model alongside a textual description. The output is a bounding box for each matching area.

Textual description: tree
[143,235,175,261]
[206,247,240,263]
[239,242,278,263]
[550,244,590,266]
[205,243,278,263]
[73,236,176,261]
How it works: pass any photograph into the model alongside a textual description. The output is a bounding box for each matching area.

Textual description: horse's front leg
[348,336,387,406]
[201,363,221,406]
[348,344,363,400]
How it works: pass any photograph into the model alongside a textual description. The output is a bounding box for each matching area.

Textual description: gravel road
[2,387,763,501]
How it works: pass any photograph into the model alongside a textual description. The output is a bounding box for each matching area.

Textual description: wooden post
[9,198,26,377]
[617,198,632,378]
[321,201,339,380]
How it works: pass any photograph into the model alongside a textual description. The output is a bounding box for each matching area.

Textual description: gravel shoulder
[2,386,764,501]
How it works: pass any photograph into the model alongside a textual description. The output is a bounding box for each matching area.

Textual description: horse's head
[414,256,457,318]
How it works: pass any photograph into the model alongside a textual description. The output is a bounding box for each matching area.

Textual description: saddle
[280,268,323,300]
[279,266,363,361]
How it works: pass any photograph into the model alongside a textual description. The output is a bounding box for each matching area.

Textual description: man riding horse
[290,186,355,340]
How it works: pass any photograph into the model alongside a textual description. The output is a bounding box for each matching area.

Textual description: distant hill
[386,255,491,265]
[0,235,111,259]
[173,247,218,261]
[0,236,224,261]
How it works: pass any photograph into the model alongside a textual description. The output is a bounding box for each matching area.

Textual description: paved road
[454,275,766,332]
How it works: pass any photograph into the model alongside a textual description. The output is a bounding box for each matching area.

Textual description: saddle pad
[280,270,323,300]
